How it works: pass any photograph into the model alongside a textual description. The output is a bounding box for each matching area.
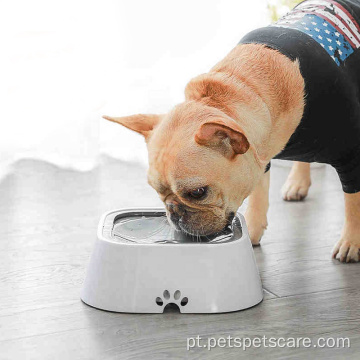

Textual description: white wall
[0,0,269,174]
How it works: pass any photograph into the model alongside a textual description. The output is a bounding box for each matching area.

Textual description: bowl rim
[97,207,248,248]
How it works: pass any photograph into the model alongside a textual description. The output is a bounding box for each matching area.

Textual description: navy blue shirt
[239,0,360,193]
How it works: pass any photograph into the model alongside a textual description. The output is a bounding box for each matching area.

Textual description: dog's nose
[166,201,186,216]
[166,202,184,227]
[227,212,235,223]
[166,203,176,214]
[170,211,180,225]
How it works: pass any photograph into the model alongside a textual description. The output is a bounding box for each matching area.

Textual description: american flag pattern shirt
[273,0,360,65]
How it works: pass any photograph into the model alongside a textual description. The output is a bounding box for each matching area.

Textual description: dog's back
[239,0,360,193]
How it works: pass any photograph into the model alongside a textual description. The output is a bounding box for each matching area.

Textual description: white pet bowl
[81,208,263,313]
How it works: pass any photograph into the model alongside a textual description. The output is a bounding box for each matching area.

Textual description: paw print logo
[155,290,188,309]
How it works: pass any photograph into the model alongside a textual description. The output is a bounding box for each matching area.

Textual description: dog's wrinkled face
[104,101,261,236]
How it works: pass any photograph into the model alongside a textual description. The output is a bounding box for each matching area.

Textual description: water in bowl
[112,212,242,244]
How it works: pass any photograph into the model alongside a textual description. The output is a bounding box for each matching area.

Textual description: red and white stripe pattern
[276,0,360,49]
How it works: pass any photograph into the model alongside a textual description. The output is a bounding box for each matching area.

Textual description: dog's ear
[195,119,250,157]
[103,114,163,139]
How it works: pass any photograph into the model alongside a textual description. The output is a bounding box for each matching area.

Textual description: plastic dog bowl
[81,208,263,313]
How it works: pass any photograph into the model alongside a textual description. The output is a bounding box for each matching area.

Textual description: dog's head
[104,101,263,236]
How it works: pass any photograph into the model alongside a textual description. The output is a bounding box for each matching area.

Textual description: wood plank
[1,158,359,359]
[0,288,359,359]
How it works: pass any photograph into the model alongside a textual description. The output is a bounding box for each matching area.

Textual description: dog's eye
[188,187,208,199]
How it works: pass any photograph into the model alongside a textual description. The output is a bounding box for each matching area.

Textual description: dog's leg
[281,161,311,201]
[332,192,360,262]
[245,171,270,245]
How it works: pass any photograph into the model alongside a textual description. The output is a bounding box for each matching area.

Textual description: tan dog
[104,43,360,263]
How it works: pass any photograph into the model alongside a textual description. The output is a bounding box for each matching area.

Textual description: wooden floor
[1,157,359,359]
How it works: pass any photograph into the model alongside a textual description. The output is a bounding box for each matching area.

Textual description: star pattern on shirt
[274,13,355,66]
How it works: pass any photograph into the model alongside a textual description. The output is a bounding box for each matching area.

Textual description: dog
[104,0,360,262]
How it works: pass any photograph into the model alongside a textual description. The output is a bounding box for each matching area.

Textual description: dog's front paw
[281,177,311,201]
[244,210,267,246]
[332,237,360,263]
